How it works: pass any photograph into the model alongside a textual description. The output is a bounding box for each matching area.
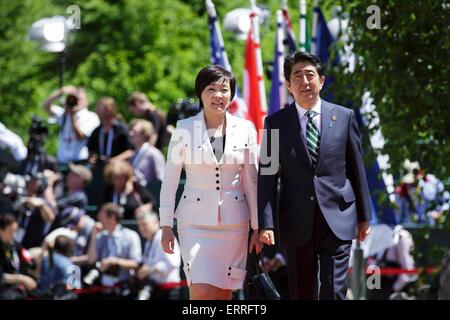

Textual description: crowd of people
[0,87,183,300]
[0,51,447,301]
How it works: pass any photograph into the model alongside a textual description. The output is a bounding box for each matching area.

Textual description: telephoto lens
[83,261,101,286]
[137,284,153,300]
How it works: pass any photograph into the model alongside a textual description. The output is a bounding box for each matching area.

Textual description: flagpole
[250,0,267,113]
[311,0,319,55]
[205,0,231,70]
[299,0,307,52]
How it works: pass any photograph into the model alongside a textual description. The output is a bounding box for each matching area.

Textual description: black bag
[246,253,281,300]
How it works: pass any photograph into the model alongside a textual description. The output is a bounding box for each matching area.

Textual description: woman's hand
[161,226,175,254]
[249,229,263,254]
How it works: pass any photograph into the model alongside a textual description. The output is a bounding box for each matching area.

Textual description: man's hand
[357,221,371,242]
[100,257,119,272]
[19,274,38,291]
[93,222,104,235]
[60,85,78,96]
[136,265,151,280]
[259,229,275,245]
[24,197,44,209]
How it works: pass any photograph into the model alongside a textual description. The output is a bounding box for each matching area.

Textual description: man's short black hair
[284,51,325,81]
[0,213,16,230]
[54,235,73,257]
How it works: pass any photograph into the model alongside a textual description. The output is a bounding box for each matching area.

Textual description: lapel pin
[328,120,333,128]
[331,115,337,121]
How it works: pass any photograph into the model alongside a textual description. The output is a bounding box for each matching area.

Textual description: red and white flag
[243,1,267,141]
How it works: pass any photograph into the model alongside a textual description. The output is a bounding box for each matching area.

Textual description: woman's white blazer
[159,111,258,230]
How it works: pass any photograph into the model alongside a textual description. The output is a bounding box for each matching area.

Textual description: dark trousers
[284,204,352,300]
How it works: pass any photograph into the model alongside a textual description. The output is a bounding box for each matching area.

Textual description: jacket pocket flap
[182,189,202,202]
[226,191,246,201]
[342,189,356,202]
[227,266,247,281]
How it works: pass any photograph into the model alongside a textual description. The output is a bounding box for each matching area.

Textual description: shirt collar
[295,98,322,118]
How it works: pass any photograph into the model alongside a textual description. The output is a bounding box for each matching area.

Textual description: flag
[268,10,286,115]
[206,0,247,118]
[244,2,266,140]
[312,6,335,66]
[299,0,311,52]
[281,0,296,53]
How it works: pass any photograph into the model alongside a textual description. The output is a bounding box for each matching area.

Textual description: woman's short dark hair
[195,65,236,109]
[284,51,324,81]
[0,213,16,230]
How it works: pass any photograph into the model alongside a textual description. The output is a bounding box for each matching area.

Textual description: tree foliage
[329,0,450,178]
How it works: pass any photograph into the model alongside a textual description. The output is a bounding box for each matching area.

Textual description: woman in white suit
[160,65,261,300]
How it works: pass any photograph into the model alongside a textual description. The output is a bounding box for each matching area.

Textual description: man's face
[137,218,157,240]
[128,99,146,117]
[97,209,109,226]
[286,62,325,109]
[67,171,83,190]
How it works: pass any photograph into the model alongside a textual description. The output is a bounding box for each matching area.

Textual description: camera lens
[66,94,78,108]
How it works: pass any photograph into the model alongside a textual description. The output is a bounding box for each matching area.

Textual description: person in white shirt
[42,85,100,165]
[136,210,181,299]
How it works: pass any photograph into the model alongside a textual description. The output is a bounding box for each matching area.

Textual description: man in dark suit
[258,51,372,300]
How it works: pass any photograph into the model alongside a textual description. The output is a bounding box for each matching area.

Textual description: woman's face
[200,79,231,115]
[112,173,128,191]
[0,222,18,244]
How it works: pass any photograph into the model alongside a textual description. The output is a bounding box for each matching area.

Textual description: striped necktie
[306,110,320,168]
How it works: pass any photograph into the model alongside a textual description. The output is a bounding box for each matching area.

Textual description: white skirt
[178,224,249,290]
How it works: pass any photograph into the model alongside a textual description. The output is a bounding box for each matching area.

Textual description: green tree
[329,0,450,178]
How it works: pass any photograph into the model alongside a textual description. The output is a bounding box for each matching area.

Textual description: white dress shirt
[51,105,100,164]
[295,99,322,141]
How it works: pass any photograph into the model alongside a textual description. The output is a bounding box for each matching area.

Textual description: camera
[167,98,200,126]
[65,94,78,108]
[27,116,48,155]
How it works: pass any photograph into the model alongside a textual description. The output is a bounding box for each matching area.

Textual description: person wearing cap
[46,163,91,216]
[44,207,96,264]
[20,171,57,249]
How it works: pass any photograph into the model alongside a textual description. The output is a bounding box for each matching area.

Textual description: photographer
[43,85,99,165]
[18,117,58,176]
[19,171,57,249]
[136,210,181,300]
[0,213,37,299]
[87,203,141,287]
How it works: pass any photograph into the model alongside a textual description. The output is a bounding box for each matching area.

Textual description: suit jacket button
[215,167,219,171]
[216,180,220,184]
[228,267,231,270]
[235,197,238,200]
[197,198,200,201]
[216,174,219,177]
[216,187,220,190]
[227,273,231,276]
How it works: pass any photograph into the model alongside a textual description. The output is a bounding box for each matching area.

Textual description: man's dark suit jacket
[258,100,371,246]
